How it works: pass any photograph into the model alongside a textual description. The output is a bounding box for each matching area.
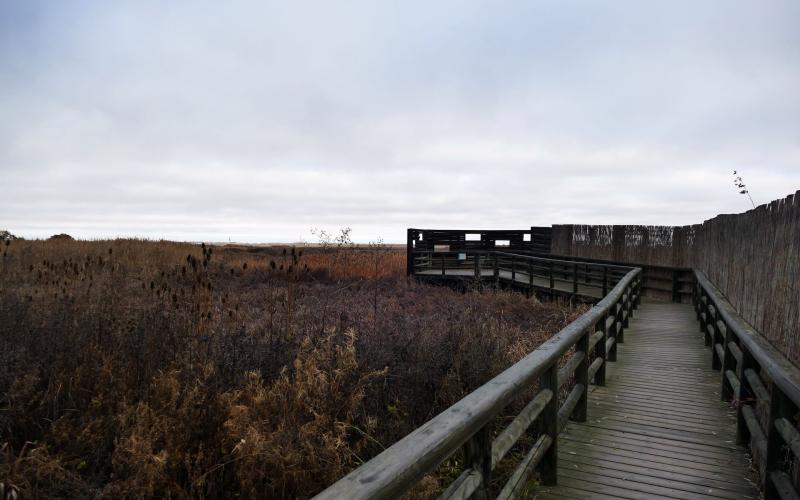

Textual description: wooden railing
[411,250,634,300]
[407,227,692,302]
[531,253,694,303]
[407,228,551,275]
[314,260,641,500]
[695,270,800,500]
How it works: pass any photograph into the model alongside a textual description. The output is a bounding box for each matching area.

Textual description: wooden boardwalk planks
[535,303,759,499]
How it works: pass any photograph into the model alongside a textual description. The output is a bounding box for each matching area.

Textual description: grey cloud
[1,0,798,242]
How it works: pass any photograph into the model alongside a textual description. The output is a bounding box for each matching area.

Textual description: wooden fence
[552,190,800,365]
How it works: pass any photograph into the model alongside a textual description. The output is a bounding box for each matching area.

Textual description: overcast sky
[2,1,799,243]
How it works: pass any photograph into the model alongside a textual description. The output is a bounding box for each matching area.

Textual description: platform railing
[412,249,633,300]
[695,271,800,500]
[313,265,641,500]
[406,226,694,303]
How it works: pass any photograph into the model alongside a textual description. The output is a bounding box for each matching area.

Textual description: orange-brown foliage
[0,239,581,498]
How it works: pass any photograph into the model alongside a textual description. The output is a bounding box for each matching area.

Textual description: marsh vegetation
[0,238,582,498]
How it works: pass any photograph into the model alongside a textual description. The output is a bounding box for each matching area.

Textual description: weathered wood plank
[536,303,758,499]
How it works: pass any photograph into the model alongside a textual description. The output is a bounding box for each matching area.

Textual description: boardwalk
[535,303,759,499]
[317,247,795,500]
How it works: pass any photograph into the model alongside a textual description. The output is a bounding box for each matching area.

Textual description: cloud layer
[2,1,799,242]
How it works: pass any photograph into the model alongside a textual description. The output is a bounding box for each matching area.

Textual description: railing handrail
[410,249,636,272]
[529,252,693,272]
[695,270,800,406]
[313,266,641,500]
[494,251,636,271]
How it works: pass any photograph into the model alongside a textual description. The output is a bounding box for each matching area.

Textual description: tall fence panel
[552,224,697,267]
[552,191,800,365]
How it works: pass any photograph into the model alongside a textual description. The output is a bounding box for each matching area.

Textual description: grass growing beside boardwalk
[0,239,583,498]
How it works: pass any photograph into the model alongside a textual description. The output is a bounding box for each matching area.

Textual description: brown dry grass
[0,238,582,498]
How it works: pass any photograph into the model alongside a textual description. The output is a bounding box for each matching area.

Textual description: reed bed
[0,239,581,498]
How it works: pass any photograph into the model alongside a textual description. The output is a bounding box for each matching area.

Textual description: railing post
[735,347,755,446]
[720,321,736,402]
[549,262,554,291]
[638,275,643,307]
[622,291,630,329]
[463,425,492,500]
[693,280,701,321]
[607,312,617,363]
[672,269,680,303]
[765,385,795,498]
[406,228,414,276]
[537,363,559,486]
[701,293,712,345]
[697,287,705,333]
[594,314,607,385]
[711,306,722,371]
[474,251,480,279]
[616,300,625,344]
[493,254,499,285]
[574,331,589,422]
[528,260,533,290]
[572,263,578,294]
[602,266,608,296]
[441,253,446,277]
[511,255,516,282]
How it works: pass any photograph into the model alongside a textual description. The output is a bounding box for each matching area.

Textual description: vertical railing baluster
[537,363,559,486]
[575,331,589,422]
[549,262,555,291]
[720,319,736,401]
[608,309,618,363]
[672,269,680,303]
[529,260,534,290]
[735,347,755,446]
[765,385,795,498]
[701,292,712,345]
[406,228,414,276]
[511,255,516,282]
[493,254,499,286]
[622,290,630,329]
[441,253,446,277]
[711,305,722,370]
[463,425,492,500]
[473,251,480,279]
[602,266,608,296]
[594,313,607,385]
[693,279,701,321]
[572,263,578,294]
